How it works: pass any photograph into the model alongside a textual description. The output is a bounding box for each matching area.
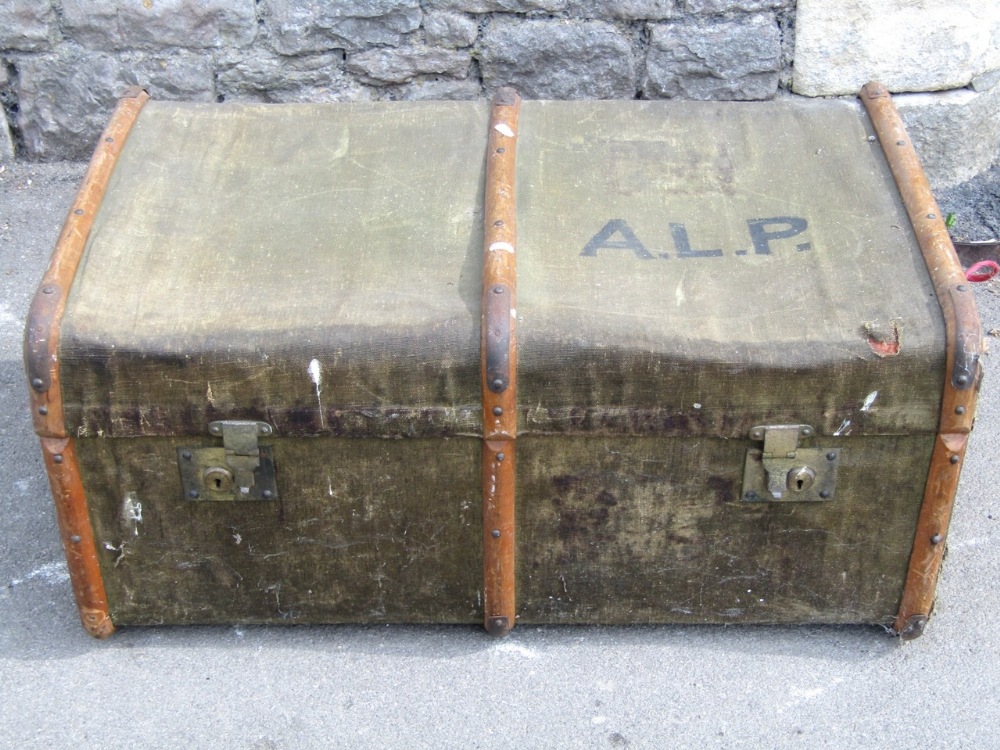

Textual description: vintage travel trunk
[25,83,982,640]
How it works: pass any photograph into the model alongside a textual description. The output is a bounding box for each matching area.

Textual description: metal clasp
[209,420,270,493]
[742,424,839,503]
[177,420,278,502]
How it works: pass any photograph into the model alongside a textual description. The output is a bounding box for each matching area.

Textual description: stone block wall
[795,0,1000,189]
[0,0,998,189]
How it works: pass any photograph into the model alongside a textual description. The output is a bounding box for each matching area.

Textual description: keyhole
[203,466,234,493]
[786,466,816,493]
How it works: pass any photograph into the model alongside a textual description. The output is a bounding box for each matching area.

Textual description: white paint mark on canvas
[308,358,326,429]
[123,492,142,536]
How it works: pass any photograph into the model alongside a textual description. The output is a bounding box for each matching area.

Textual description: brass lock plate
[742,448,840,502]
[177,445,278,502]
[741,425,840,503]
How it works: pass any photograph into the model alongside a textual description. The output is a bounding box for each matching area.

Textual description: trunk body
[27,92,979,634]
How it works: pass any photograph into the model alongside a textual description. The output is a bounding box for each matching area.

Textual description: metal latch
[742,424,839,502]
[177,420,278,502]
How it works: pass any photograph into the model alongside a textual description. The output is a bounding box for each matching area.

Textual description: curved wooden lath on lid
[861,81,983,640]
[24,88,150,637]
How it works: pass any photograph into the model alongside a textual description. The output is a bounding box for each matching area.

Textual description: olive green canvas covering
[58,98,943,627]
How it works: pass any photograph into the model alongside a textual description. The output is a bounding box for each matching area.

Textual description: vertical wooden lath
[41,437,115,638]
[481,87,521,636]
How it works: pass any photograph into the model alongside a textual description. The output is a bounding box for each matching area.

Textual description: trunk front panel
[79,433,931,626]
[78,437,482,625]
[516,434,933,625]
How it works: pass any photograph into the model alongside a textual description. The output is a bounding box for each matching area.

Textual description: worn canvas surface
[61,99,943,439]
[78,436,483,625]
[78,432,928,626]
[516,434,929,625]
[62,101,487,439]
[515,100,944,438]
[56,99,942,625]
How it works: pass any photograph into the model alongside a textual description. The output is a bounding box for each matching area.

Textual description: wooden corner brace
[481,87,521,636]
[23,87,150,638]
[860,81,983,639]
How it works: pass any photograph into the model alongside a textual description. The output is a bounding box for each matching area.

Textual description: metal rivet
[896,139,905,146]
[955,374,969,386]
[181,450,192,460]
[955,406,966,415]
[31,377,44,389]
[262,490,273,499]
[494,220,504,227]
[867,135,876,142]
[491,529,501,538]
[819,490,831,499]
[69,535,81,543]
[210,426,221,434]
[188,489,200,499]
[73,208,84,215]
[41,285,55,295]
[493,406,503,416]
[53,454,63,464]
[801,427,813,437]
[38,406,48,416]
[105,137,114,143]
[949,455,960,464]
[826,452,837,461]
[493,286,504,294]
[744,491,758,501]
[957,285,967,292]
[930,534,943,545]
[926,213,936,219]
[750,430,762,440]
[496,452,505,461]
[496,147,505,154]
[492,378,504,390]
[261,425,271,435]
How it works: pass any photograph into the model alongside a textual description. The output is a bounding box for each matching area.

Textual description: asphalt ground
[1,160,998,749]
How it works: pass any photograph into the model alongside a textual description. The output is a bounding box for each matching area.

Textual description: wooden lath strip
[861,81,983,639]
[481,87,521,636]
[24,88,150,637]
